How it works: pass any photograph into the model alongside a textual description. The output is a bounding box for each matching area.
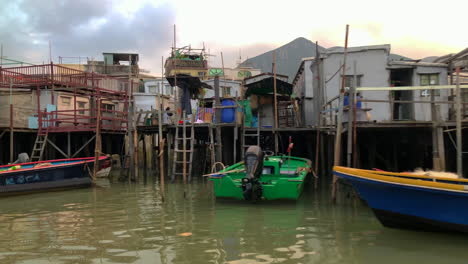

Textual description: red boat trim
[0,156,108,175]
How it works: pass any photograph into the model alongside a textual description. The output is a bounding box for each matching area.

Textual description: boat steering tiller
[241,146,264,201]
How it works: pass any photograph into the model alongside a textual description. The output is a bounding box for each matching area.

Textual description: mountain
[240,37,326,81]
[420,56,439,62]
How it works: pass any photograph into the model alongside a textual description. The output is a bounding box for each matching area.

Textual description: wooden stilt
[332,24,349,202]
[92,99,102,181]
[455,67,463,177]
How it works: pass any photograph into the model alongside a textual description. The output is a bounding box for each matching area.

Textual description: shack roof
[388,60,447,68]
[326,44,391,55]
[244,74,292,97]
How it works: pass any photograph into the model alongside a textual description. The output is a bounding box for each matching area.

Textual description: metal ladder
[171,120,195,182]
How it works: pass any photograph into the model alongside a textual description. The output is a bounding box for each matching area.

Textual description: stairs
[171,121,195,182]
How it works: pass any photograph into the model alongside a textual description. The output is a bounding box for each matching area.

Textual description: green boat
[209,146,311,201]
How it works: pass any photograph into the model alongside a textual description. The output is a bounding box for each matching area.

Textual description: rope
[211,162,225,173]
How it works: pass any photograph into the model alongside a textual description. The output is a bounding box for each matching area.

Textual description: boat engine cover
[244,146,264,180]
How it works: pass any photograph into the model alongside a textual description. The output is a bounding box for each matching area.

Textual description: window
[102,103,115,113]
[222,86,231,97]
[138,83,145,93]
[420,74,440,96]
[165,85,173,95]
[61,96,71,106]
[148,85,157,94]
[77,101,87,115]
[198,72,206,78]
[343,75,362,89]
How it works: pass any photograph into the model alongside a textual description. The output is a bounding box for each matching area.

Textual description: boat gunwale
[334,166,468,193]
[335,166,468,184]
[0,156,108,176]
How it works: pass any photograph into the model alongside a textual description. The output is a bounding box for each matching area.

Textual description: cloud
[0,0,176,74]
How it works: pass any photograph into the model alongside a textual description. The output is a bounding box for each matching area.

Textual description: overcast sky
[1,0,467,76]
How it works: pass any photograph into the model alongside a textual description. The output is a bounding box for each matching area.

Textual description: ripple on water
[1,178,465,264]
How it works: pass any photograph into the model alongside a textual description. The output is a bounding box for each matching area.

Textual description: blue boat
[333,166,468,233]
[0,157,108,196]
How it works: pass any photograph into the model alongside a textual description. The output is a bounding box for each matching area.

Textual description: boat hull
[211,156,311,201]
[0,157,104,196]
[212,176,306,200]
[334,167,468,233]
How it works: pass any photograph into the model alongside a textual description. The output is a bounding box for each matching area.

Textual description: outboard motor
[13,153,30,164]
[241,146,264,201]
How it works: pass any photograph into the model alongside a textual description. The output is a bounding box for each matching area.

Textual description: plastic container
[221,99,236,123]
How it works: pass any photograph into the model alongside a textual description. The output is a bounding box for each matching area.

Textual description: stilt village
[0,25,467,202]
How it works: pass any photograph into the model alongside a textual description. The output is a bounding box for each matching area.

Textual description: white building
[134,78,175,112]
[292,45,449,127]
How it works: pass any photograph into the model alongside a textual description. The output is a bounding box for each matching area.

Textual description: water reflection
[0,171,467,263]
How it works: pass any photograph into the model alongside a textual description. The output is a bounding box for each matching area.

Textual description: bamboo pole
[273,51,279,154]
[159,56,165,201]
[431,79,440,170]
[456,67,463,177]
[9,78,13,163]
[92,99,101,181]
[221,52,226,90]
[128,55,135,182]
[332,24,349,202]
[352,61,358,168]
[314,42,321,189]
[346,61,356,167]
[214,76,222,163]
[182,111,187,185]
[173,24,179,120]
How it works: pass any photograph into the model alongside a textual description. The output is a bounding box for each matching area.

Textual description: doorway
[390,69,414,120]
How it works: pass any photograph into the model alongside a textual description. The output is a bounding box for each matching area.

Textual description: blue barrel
[221,99,236,123]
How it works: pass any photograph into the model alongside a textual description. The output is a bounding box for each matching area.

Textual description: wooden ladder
[241,113,261,157]
[31,131,48,162]
[171,120,195,182]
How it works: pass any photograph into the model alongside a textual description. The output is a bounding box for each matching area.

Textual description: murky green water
[1,171,468,264]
